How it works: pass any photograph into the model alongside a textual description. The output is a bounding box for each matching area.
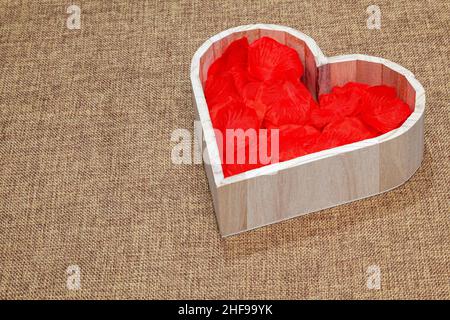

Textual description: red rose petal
[263,80,318,127]
[366,85,397,98]
[207,37,250,97]
[312,82,367,129]
[228,66,249,95]
[310,106,343,129]
[242,81,271,124]
[210,101,260,177]
[221,133,263,177]
[222,127,282,177]
[208,95,240,123]
[313,117,377,152]
[211,100,259,133]
[208,37,249,77]
[320,87,363,116]
[222,129,277,177]
[205,73,240,108]
[332,82,369,94]
[360,86,412,133]
[276,124,321,161]
[248,37,303,82]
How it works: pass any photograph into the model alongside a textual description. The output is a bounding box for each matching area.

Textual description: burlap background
[0,0,449,299]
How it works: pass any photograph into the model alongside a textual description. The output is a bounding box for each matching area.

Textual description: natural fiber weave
[0,0,449,299]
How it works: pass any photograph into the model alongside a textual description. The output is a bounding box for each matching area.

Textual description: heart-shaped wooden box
[190,24,425,237]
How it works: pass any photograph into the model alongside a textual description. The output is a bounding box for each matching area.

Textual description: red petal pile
[205,36,413,177]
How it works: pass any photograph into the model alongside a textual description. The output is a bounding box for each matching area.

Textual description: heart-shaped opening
[191,24,424,186]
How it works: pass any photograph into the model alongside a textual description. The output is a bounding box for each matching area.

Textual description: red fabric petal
[366,85,397,98]
[208,96,240,123]
[331,82,369,94]
[222,162,261,177]
[204,73,240,108]
[263,80,318,127]
[221,133,263,177]
[360,86,412,133]
[210,101,260,177]
[276,124,321,161]
[311,82,367,129]
[207,37,250,97]
[228,67,249,95]
[248,37,303,82]
[222,128,281,177]
[208,37,249,77]
[320,86,364,116]
[242,81,271,124]
[312,117,377,152]
[310,106,342,129]
[211,100,259,133]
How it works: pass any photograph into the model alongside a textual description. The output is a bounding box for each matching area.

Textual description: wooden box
[190,24,425,237]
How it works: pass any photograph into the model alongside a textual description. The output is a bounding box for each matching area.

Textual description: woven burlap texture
[0,0,449,299]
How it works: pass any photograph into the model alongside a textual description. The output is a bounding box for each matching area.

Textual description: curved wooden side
[214,114,424,237]
[318,57,425,193]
